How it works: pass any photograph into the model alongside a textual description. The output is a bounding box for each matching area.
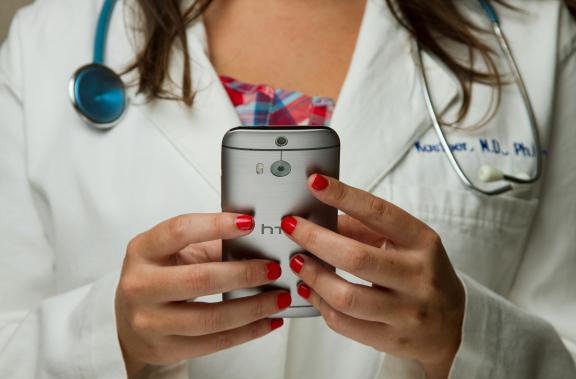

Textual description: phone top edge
[222,126,340,150]
[227,125,334,131]
[221,145,339,152]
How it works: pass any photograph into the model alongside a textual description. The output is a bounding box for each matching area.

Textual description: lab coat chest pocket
[371,179,539,297]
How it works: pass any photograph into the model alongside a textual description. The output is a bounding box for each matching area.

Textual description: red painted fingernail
[270,318,284,331]
[236,215,254,231]
[281,216,297,235]
[277,292,292,309]
[311,174,329,191]
[297,283,311,299]
[290,255,304,273]
[266,262,281,280]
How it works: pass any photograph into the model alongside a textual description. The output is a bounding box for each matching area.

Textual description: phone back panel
[221,127,340,317]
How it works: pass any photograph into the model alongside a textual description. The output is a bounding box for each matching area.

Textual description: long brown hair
[125,0,576,125]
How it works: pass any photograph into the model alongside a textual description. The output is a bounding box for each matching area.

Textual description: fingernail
[281,216,297,235]
[297,283,311,299]
[277,292,292,309]
[311,174,329,191]
[270,318,284,331]
[236,215,254,231]
[266,262,281,280]
[290,255,304,273]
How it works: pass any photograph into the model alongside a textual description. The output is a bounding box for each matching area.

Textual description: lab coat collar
[123,0,459,194]
[334,0,459,191]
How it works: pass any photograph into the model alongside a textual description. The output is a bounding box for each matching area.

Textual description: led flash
[256,163,264,175]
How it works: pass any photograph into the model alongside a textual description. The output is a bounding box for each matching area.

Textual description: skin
[203,0,367,100]
[284,175,465,379]
[115,177,465,378]
[115,213,291,378]
[116,0,465,377]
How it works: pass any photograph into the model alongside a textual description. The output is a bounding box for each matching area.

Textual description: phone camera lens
[270,160,291,177]
[275,136,288,147]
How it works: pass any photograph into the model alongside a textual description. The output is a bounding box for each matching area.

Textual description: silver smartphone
[221,126,340,317]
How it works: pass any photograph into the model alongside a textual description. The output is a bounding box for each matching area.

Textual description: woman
[0,0,575,378]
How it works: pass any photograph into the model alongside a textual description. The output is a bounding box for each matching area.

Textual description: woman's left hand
[281,174,465,379]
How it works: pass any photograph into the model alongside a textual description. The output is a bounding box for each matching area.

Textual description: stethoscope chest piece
[69,63,126,129]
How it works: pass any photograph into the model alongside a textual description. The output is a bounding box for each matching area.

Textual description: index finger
[134,213,254,261]
[281,216,415,289]
[307,175,425,246]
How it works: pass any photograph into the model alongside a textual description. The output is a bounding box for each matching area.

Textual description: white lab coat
[1,0,575,377]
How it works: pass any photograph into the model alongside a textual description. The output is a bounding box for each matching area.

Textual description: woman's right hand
[115,213,291,378]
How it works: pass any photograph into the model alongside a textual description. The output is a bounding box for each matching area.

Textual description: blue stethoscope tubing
[69,0,126,129]
[417,0,542,196]
[70,0,542,195]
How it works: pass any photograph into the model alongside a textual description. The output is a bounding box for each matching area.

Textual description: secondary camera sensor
[275,136,288,147]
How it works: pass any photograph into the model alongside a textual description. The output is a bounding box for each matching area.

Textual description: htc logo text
[260,224,283,235]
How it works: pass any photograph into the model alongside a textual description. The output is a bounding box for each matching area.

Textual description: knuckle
[409,254,435,284]
[242,264,259,286]
[215,332,235,351]
[406,306,430,327]
[347,248,373,272]
[249,297,267,319]
[332,285,357,313]
[125,236,141,256]
[419,271,442,299]
[303,228,320,248]
[185,267,214,294]
[250,321,267,340]
[201,308,226,332]
[368,196,393,219]
[393,335,411,351]
[323,307,342,331]
[131,311,155,333]
[421,227,443,252]
[332,182,349,203]
[248,324,261,341]
[145,339,170,364]
[305,262,321,287]
[212,213,227,237]
[409,255,427,278]
[167,215,189,241]
[119,276,145,298]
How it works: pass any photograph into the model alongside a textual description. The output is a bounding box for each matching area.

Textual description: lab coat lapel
[129,19,240,195]
[332,0,459,192]
[123,0,459,195]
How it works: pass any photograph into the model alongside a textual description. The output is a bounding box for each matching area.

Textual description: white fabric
[0,0,575,378]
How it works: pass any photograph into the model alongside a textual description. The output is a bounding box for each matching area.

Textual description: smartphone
[221,126,340,317]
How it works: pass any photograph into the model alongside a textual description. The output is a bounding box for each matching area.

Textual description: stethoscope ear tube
[416,2,542,196]
[417,46,512,196]
[488,19,543,185]
[71,0,543,195]
[478,0,500,24]
[71,0,126,129]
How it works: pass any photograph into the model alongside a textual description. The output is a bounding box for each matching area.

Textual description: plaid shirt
[220,75,335,127]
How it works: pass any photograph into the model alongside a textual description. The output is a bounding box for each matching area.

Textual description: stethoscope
[417,0,543,195]
[70,0,542,196]
[69,0,125,129]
